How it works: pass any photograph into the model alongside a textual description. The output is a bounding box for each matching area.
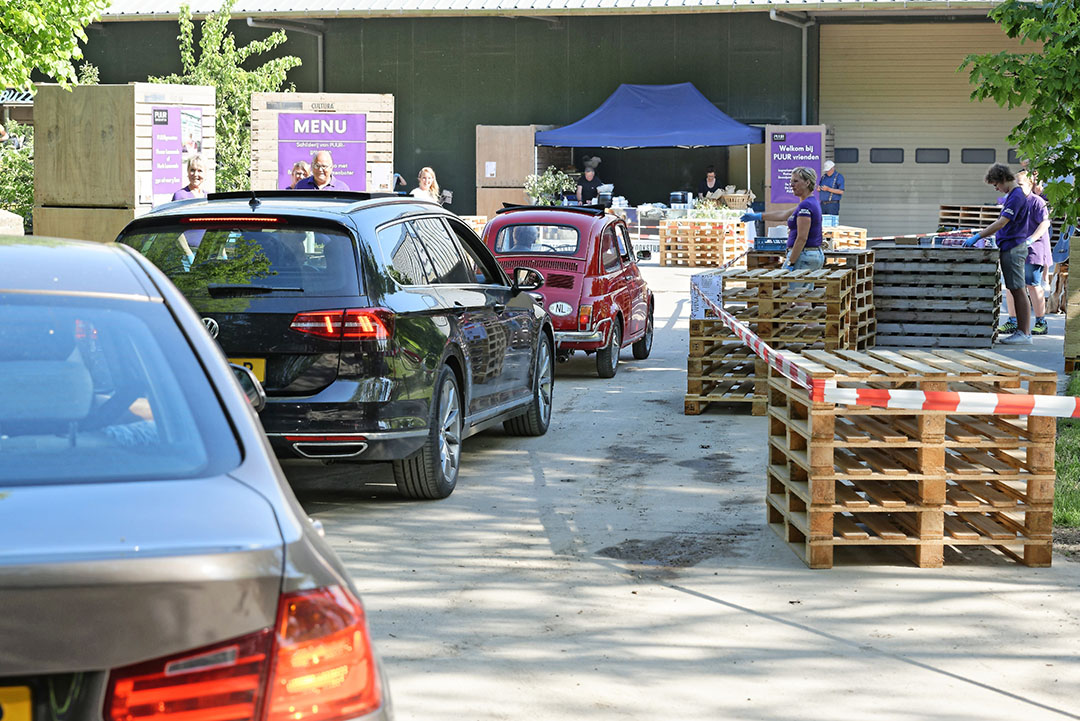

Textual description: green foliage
[0,120,34,232]
[150,0,301,192]
[0,0,108,89]
[961,0,1080,224]
[524,167,577,206]
[77,61,100,85]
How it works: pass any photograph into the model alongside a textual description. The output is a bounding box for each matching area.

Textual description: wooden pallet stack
[766,348,1056,569]
[686,267,854,415]
[746,250,875,349]
[459,215,488,237]
[1066,257,1080,373]
[822,225,867,250]
[939,203,1067,244]
[872,244,1001,347]
[660,218,750,267]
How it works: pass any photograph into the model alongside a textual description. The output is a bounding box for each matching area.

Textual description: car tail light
[104,629,273,721]
[290,309,393,341]
[104,586,382,721]
[265,586,381,721]
[578,304,593,331]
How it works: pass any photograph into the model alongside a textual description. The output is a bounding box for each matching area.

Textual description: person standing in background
[964,163,1033,344]
[999,169,1053,336]
[411,167,441,204]
[294,151,350,190]
[576,167,602,205]
[284,161,311,189]
[172,155,207,200]
[818,160,845,219]
[697,166,724,200]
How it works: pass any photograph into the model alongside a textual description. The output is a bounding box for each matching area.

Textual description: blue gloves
[740,212,763,222]
[962,232,981,247]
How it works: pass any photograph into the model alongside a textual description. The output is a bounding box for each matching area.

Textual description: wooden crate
[34,83,216,210]
[251,93,393,192]
[660,218,750,267]
[474,125,568,188]
[32,207,138,244]
[872,245,1001,348]
[767,348,1056,569]
[822,225,867,250]
[476,187,528,219]
[685,324,763,415]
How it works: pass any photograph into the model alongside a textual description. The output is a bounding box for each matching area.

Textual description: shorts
[1000,244,1026,291]
[789,247,824,290]
[1024,263,1045,287]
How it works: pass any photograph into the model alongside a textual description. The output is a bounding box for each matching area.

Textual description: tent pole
[745,144,750,190]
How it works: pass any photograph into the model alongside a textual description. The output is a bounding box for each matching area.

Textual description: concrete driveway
[286,262,1080,721]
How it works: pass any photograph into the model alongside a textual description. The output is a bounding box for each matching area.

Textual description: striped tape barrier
[690,277,1075,418]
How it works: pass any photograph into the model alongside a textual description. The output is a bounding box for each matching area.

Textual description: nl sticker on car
[229,358,266,382]
[0,686,32,721]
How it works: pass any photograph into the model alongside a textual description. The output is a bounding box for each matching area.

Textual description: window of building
[915,148,950,164]
[834,148,859,164]
[961,148,996,164]
[1007,148,1022,165]
[870,148,904,164]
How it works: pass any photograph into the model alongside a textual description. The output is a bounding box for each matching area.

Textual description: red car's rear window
[493,224,580,256]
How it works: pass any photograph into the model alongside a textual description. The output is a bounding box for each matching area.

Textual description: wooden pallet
[871,245,1000,348]
[766,348,1056,569]
[458,215,487,236]
[660,218,750,268]
[822,225,867,250]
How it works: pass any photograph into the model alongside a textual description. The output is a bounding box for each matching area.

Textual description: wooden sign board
[251,93,394,192]
[34,83,216,211]
[763,124,826,233]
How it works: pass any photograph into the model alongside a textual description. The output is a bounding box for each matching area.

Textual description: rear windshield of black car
[119,224,361,297]
[0,294,241,485]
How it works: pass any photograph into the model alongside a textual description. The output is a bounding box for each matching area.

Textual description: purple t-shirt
[171,186,203,201]
[787,195,823,249]
[995,186,1030,252]
[1026,192,1053,267]
[294,176,350,191]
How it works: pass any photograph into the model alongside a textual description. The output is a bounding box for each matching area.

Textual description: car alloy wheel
[504,335,553,437]
[437,375,462,482]
[596,320,620,378]
[393,365,462,499]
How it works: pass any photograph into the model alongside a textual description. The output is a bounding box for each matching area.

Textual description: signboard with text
[768,130,823,204]
[277,113,367,190]
[151,106,203,206]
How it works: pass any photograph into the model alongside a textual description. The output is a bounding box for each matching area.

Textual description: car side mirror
[512,267,545,293]
[230,363,267,413]
[636,250,652,261]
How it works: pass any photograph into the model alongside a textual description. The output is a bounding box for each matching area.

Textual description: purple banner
[769,131,822,204]
[152,106,203,205]
[278,113,367,190]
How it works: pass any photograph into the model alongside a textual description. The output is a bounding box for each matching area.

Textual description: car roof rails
[496,203,608,217]
[206,190,406,203]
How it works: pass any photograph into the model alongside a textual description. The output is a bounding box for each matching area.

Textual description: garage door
[819,22,1033,237]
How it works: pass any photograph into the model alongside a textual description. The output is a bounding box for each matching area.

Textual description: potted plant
[523,166,577,206]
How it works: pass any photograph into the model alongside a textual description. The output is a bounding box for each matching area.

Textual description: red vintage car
[482,205,653,377]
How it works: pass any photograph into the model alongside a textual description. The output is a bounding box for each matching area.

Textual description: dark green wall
[84,13,807,212]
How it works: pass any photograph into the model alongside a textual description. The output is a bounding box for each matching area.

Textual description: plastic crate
[753,236,788,252]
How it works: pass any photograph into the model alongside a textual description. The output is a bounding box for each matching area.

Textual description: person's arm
[965,216,1010,245]
[788,215,811,267]
[762,206,797,223]
[1027,218,1052,246]
[576,184,583,203]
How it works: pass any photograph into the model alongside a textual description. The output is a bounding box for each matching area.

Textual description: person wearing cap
[818,160,845,218]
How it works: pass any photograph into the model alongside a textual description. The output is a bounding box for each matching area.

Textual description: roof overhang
[99,0,1001,22]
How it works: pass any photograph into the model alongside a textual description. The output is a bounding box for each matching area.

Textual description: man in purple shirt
[965,163,1032,344]
[293,150,350,190]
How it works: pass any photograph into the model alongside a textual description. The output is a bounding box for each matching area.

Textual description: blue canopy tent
[534,82,764,190]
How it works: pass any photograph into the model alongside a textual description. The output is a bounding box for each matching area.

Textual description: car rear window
[494,224,580,255]
[0,295,241,485]
[118,224,360,298]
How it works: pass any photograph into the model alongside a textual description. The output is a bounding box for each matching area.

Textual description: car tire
[632,305,654,360]
[596,319,621,378]
[393,365,462,500]
[504,334,553,437]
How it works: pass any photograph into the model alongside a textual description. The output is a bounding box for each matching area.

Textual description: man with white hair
[293,150,350,190]
[818,160,845,219]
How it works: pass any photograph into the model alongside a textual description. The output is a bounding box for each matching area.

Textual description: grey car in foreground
[0,237,392,721]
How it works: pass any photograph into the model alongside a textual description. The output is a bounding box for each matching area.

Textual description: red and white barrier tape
[690,278,1076,418]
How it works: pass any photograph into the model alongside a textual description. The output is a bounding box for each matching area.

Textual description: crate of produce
[871,245,1000,348]
[766,348,1056,569]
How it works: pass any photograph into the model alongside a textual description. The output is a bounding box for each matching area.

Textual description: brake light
[104,629,273,721]
[578,304,593,331]
[290,309,392,341]
[181,217,285,224]
[265,586,381,721]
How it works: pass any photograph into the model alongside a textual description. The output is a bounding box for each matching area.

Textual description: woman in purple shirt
[172,155,207,201]
[741,166,824,271]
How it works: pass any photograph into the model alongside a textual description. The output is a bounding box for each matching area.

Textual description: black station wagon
[117,191,554,499]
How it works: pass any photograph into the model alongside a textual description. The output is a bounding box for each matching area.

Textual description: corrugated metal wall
[819,22,1032,237]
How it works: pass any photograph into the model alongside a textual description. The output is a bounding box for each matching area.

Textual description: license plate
[229,357,266,382]
[0,686,32,721]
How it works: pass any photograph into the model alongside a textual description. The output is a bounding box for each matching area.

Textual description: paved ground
[285,262,1080,721]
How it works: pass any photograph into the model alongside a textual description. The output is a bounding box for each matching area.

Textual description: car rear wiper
[206,284,304,297]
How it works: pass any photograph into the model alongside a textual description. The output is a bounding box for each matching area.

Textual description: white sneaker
[998,331,1033,345]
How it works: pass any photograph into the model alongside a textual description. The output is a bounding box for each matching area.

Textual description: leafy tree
[150,0,301,192]
[0,0,108,89]
[0,120,34,232]
[962,0,1080,223]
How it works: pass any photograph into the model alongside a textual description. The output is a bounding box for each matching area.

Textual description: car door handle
[451,302,467,315]
[493,303,506,313]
